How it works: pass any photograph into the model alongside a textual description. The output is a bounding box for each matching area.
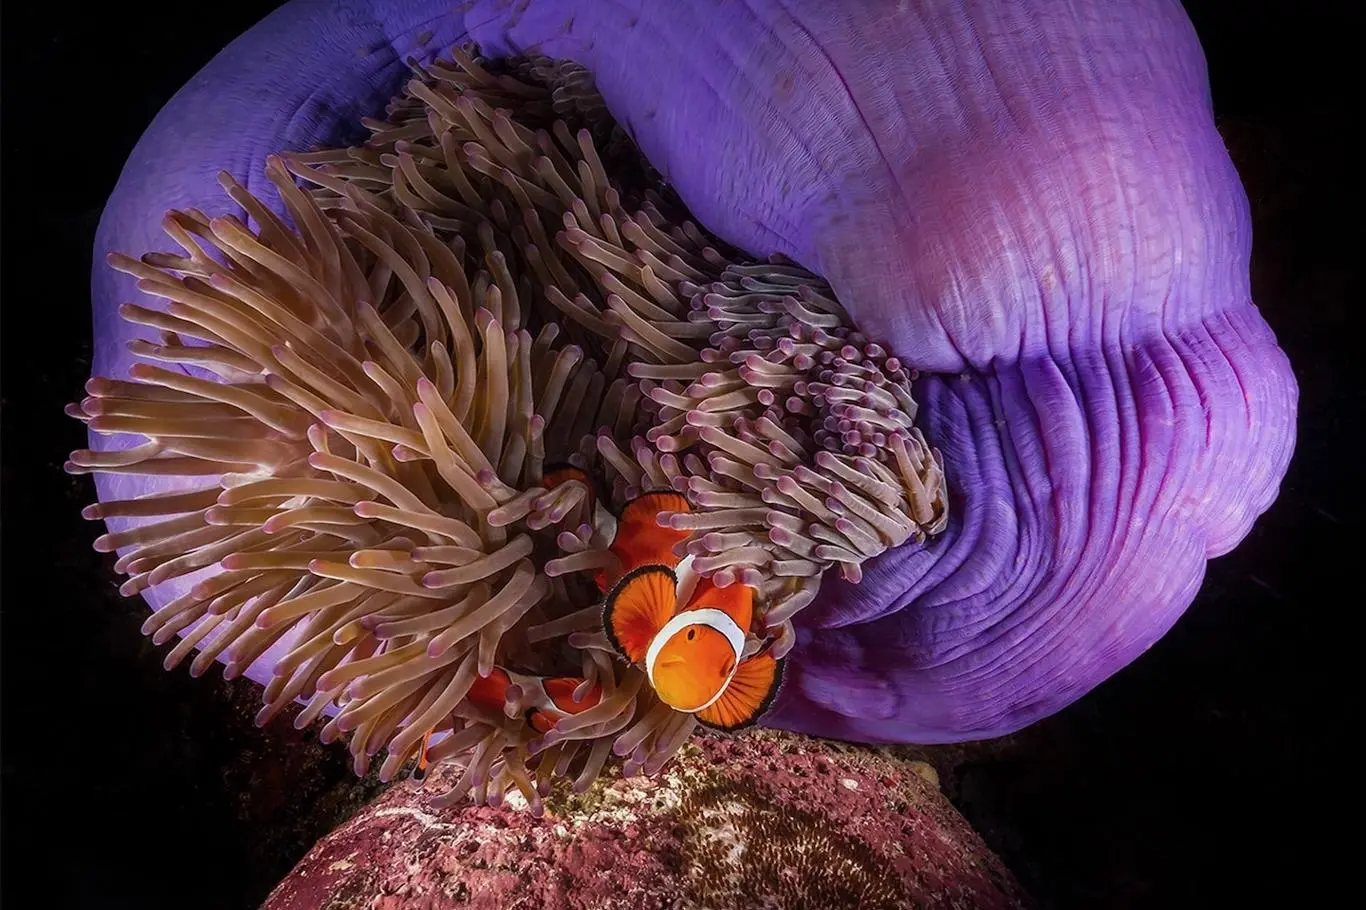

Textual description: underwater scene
[1,1,1350,907]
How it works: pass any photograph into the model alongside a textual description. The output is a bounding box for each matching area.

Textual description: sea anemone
[77,0,1296,785]
[69,47,946,807]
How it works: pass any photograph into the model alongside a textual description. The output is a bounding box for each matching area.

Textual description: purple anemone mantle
[89,0,1297,744]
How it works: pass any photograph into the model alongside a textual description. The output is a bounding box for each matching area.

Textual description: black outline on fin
[601,563,677,664]
[696,654,787,733]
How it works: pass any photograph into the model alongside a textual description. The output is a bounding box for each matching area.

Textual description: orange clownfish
[603,554,784,731]
[467,666,605,734]
[412,666,603,780]
[541,464,692,592]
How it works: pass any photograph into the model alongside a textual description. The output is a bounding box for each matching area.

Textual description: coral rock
[264,729,1028,909]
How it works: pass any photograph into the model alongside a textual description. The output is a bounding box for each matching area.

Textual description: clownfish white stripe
[673,553,700,607]
[645,607,746,713]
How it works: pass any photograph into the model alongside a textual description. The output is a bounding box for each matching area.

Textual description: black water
[1,2,1355,906]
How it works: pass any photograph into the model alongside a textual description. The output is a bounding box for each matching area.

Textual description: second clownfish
[467,666,605,735]
[413,666,604,781]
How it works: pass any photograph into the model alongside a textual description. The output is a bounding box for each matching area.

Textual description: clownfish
[468,666,605,734]
[541,466,783,730]
[411,666,604,780]
[603,554,784,731]
[541,463,692,591]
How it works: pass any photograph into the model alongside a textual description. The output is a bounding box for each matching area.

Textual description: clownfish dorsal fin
[602,564,678,665]
[696,651,785,732]
[611,491,691,571]
[617,490,690,525]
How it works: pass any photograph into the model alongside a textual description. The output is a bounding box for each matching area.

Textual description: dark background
[1,2,1356,907]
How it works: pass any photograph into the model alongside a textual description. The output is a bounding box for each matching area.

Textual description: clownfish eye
[687,628,696,640]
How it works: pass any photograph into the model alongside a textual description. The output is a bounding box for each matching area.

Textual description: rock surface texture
[264,729,1028,909]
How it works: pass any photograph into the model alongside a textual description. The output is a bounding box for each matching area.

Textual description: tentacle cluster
[295,47,950,623]
[69,45,947,808]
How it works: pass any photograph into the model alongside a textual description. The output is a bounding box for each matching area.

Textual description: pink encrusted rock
[264,729,1029,909]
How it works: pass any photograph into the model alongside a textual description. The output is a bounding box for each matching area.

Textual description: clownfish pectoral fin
[603,565,677,665]
[527,707,556,734]
[696,652,785,732]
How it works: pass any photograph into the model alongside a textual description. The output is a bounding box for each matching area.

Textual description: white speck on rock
[840,778,860,791]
